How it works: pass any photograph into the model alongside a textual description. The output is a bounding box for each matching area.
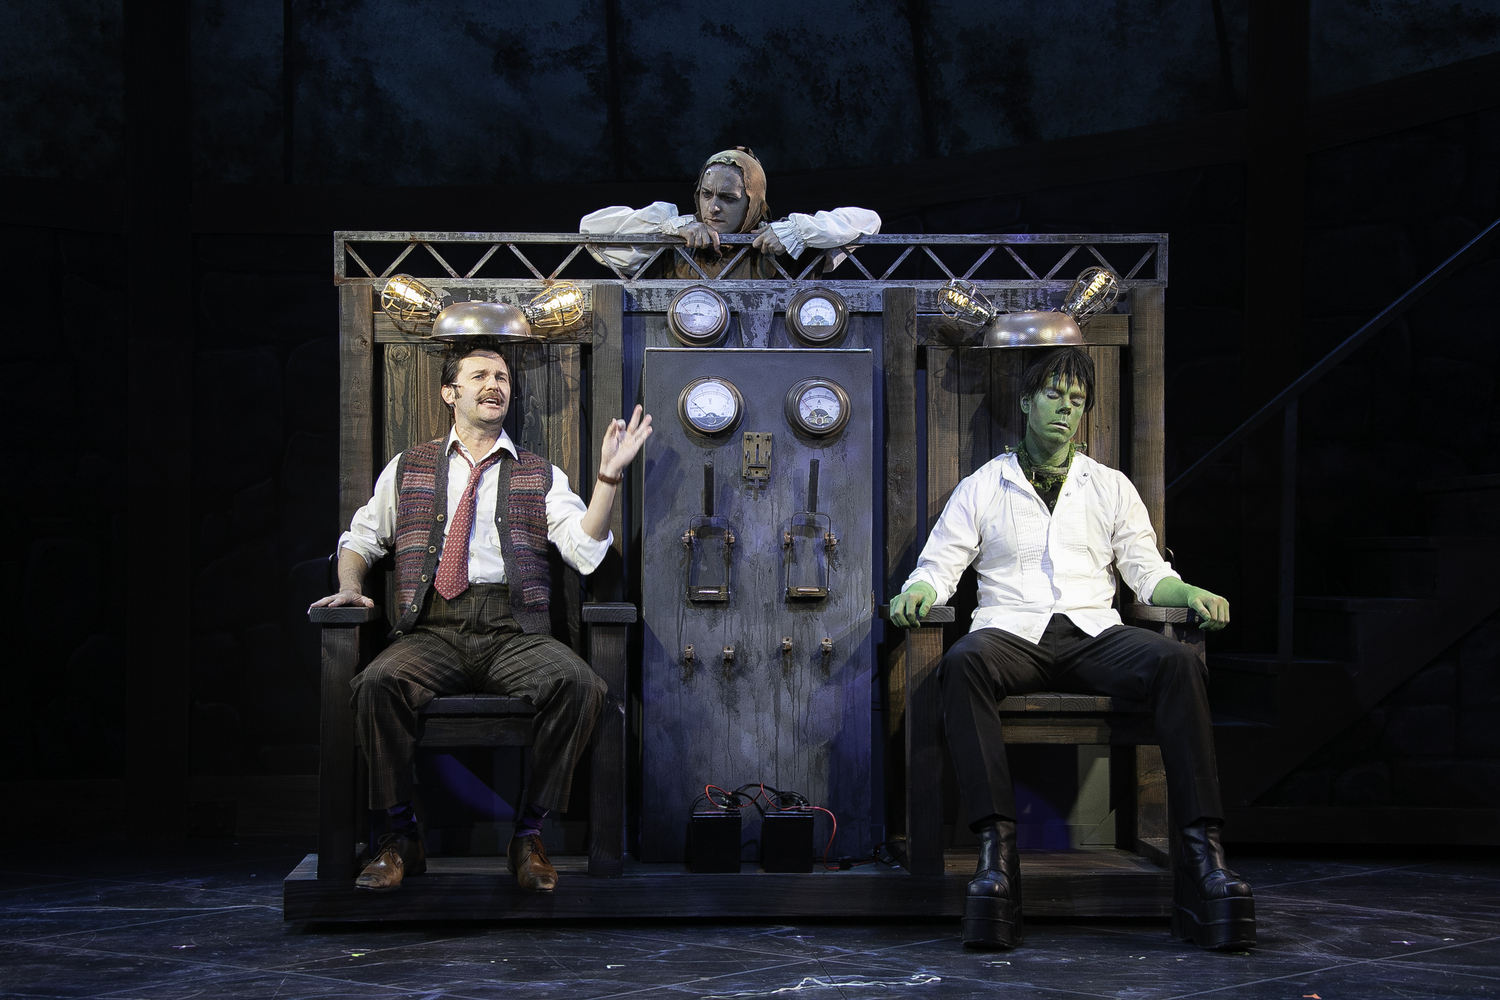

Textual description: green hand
[889,582,938,628]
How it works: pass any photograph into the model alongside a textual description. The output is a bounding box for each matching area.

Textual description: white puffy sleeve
[768,207,882,261]
[579,202,695,274]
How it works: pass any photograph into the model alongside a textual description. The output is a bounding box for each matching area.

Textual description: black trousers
[939,614,1223,829]
[351,584,606,815]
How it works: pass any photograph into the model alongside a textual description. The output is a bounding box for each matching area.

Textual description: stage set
[289,226,1222,930]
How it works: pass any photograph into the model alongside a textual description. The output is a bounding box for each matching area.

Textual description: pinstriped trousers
[351,584,606,814]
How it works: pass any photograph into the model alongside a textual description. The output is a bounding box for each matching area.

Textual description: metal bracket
[742,432,772,483]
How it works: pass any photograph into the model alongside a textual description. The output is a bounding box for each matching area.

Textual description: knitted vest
[391,438,554,637]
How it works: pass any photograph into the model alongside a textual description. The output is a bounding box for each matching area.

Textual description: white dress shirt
[579,201,882,273]
[902,451,1181,644]
[339,428,611,583]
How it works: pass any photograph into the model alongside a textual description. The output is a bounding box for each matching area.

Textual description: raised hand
[599,405,653,480]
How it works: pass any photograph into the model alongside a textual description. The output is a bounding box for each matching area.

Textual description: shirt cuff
[1133,566,1182,606]
[901,569,949,604]
[661,214,695,237]
[337,532,386,568]
[769,219,807,259]
[567,528,614,576]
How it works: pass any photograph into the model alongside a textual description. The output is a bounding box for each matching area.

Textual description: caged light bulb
[380,274,444,332]
[1059,266,1120,322]
[524,281,586,331]
[937,279,998,326]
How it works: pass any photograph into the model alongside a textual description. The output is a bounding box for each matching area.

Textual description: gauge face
[678,376,743,435]
[797,385,842,429]
[784,377,851,437]
[798,296,839,328]
[786,288,848,346]
[668,286,730,346]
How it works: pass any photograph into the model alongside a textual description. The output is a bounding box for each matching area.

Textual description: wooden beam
[1130,288,1167,552]
[338,285,377,531]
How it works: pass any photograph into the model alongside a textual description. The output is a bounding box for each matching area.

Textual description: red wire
[812,806,838,869]
[704,783,736,809]
[758,782,775,810]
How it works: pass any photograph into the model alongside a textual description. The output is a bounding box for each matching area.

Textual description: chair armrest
[309,606,384,625]
[1122,603,1200,626]
[583,603,637,623]
[877,605,956,625]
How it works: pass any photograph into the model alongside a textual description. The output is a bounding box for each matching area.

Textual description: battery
[760,810,814,872]
[688,809,742,872]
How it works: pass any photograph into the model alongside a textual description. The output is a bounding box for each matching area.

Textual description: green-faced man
[889,347,1253,953]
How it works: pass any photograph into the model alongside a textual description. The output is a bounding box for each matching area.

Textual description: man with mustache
[889,347,1254,952]
[312,340,652,894]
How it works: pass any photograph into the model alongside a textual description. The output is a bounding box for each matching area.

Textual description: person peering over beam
[579,146,881,279]
[311,339,652,894]
[888,346,1255,953]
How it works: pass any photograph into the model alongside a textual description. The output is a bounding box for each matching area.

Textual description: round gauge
[678,376,745,435]
[667,286,731,346]
[784,377,851,437]
[786,288,849,346]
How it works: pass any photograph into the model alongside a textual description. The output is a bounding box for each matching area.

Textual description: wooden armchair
[309,601,636,881]
[887,603,1203,875]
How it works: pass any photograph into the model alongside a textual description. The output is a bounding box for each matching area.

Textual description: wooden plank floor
[283,849,1170,922]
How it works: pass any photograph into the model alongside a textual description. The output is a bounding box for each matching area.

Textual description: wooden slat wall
[383,342,450,463]
[338,285,377,531]
[927,345,1124,499]
[1083,346,1121,471]
[926,348,964,533]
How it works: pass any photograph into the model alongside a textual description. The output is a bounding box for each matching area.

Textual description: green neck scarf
[1014,441,1077,495]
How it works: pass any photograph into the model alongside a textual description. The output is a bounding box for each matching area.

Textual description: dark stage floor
[3,837,1499,999]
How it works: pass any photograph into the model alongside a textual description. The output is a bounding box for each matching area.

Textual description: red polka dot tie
[434,449,504,601]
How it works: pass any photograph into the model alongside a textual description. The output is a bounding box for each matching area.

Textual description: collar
[446,426,518,465]
[999,450,1090,495]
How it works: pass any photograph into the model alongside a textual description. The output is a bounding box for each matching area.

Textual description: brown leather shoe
[507,833,558,891]
[355,833,426,891]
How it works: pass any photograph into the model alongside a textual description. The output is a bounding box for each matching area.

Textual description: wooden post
[588,284,627,603]
[882,288,919,829]
[338,283,377,532]
[312,607,381,879]
[883,288,919,599]
[1130,287,1167,552]
[900,607,955,876]
[585,603,636,876]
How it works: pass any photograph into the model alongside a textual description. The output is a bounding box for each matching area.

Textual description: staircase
[1210,477,1500,843]
[1166,217,1500,845]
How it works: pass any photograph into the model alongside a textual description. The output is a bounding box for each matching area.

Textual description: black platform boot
[1172,820,1256,950]
[963,818,1022,949]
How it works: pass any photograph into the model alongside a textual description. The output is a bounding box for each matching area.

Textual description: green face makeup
[1021,376,1087,463]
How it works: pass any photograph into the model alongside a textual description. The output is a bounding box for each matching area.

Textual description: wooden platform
[282,848,1169,922]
